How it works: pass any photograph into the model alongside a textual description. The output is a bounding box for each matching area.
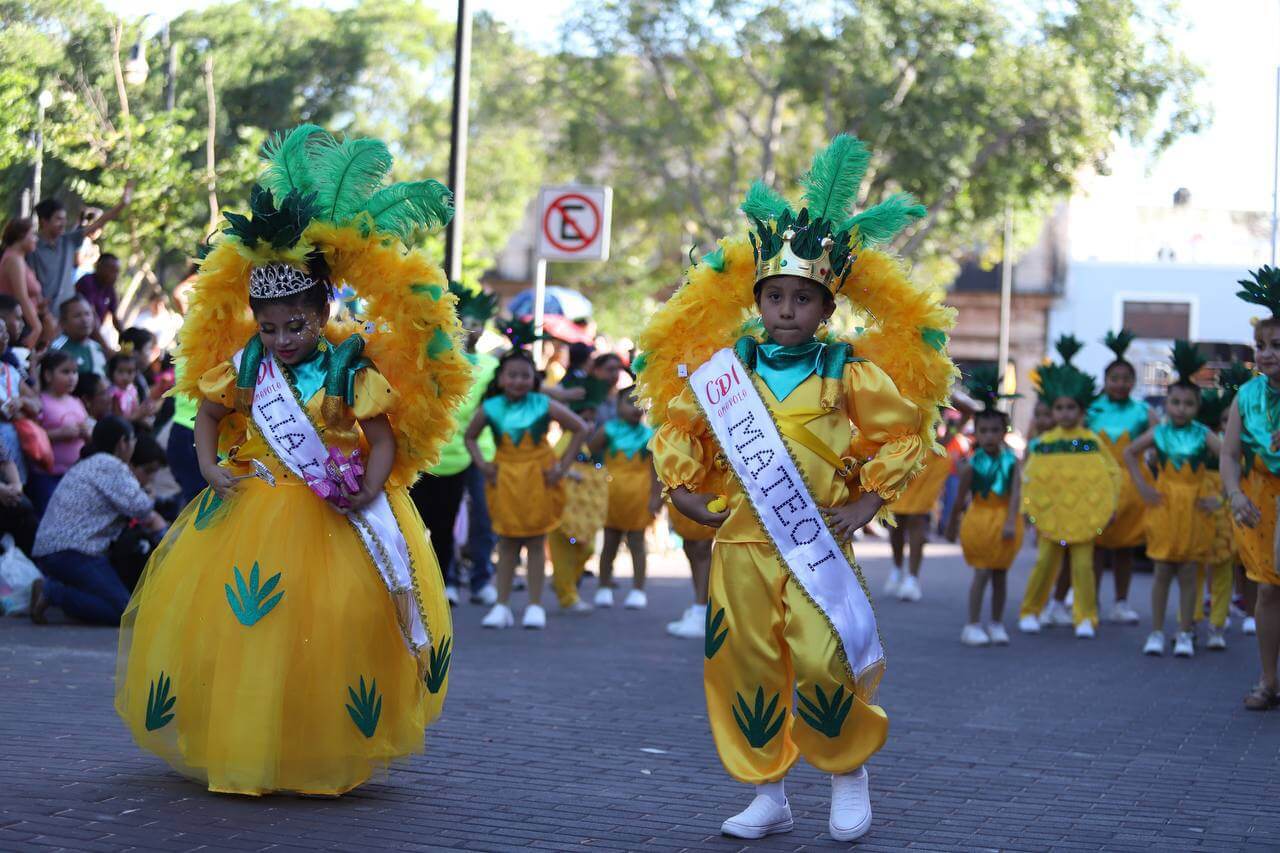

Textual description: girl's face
[974,415,1006,453]
[756,276,832,347]
[112,360,137,389]
[1165,385,1200,425]
[1052,396,1083,429]
[1032,401,1054,433]
[1104,363,1135,401]
[498,357,535,399]
[255,302,325,366]
[85,380,112,419]
[47,361,79,395]
[592,356,621,387]
[1254,322,1280,382]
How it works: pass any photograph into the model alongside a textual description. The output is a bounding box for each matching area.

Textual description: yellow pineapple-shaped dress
[959,446,1024,571]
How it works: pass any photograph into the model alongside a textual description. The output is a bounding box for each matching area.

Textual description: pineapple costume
[1145,420,1215,563]
[1231,373,1280,586]
[549,444,608,609]
[115,126,468,795]
[888,448,949,516]
[637,136,954,785]
[1089,331,1154,549]
[480,392,566,538]
[1019,337,1122,629]
[955,366,1023,570]
[604,419,657,531]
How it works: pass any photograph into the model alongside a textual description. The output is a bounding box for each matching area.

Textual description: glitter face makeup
[255,304,326,365]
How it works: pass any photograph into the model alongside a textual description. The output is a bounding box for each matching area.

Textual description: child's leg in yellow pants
[1020,538,1065,619]
[704,542,888,784]
[548,529,591,609]
[1067,542,1098,627]
[1209,559,1233,629]
[1194,566,1207,622]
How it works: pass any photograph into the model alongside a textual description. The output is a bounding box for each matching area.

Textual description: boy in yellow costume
[1222,266,1280,710]
[637,136,954,842]
[115,127,467,795]
[1018,336,1122,638]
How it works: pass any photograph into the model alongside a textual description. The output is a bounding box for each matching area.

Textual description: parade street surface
[2,538,1277,852]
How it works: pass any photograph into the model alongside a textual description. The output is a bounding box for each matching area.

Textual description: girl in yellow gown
[944,367,1023,647]
[592,389,661,610]
[466,349,588,630]
[115,126,470,795]
[1124,341,1220,658]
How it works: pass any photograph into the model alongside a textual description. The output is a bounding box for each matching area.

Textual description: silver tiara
[249,262,316,300]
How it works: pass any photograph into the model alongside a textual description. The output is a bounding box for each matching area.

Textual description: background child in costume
[1018,336,1122,638]
[1026,369,1074,629]
[548,402,608,615]
[884,430,949,603]
[638,136,954,843]
[1221,266,1280,710]
[1089,330,1156,626]
[945,367,1023,648]
[115,126,465,796]
[467,348,588,631]
[1125,341,1220,658]
[590,388,660,610]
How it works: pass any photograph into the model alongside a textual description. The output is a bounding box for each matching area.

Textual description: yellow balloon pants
[1019,538,1098,628]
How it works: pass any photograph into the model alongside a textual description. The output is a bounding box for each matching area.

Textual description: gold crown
[756,229,842,292]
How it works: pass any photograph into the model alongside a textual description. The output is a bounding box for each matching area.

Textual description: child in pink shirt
[31,350,90,513]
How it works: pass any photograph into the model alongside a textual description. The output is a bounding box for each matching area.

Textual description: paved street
[2,534,1278,851]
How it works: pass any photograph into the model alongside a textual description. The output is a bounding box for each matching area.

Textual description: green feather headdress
[963,364,1018,412]
[1037,335,1097,407]
[1170,339,1207,388]
[742,134,925,294]
[501,316,544,349]
[1237,266,1280,318]
[449,281,499,324]
[1102,329,1136,364]
[1199,361,1254,429]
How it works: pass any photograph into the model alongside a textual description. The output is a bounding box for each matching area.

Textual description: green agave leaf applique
[425,636,452,694]
[224,563,284,627]
[797,683,855,739]
[704,598,728,660]
[193,490,227,531]
[732,686,786,749]
[346,676,382,738]
[145,671,176,731]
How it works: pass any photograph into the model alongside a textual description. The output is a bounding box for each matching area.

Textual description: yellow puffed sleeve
[845,360,927,502]
[198,361,238,407]
[652,384,711,493]
[351,367,400,421]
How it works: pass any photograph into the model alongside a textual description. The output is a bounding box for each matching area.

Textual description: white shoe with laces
[1142,631,1165,656]
[829,767,873,842]
[720,794,794,839]
[565,599,594,615]
[667,605,706,638]
[481,603,514,629]
[1173,631,1194,657]
[897,575,922,602]
[1109,601,1141,625]
[522,604,547,630]
[884,568,903,597]
[594,587,614,608]
[1074,621,1096,639]
[624,588,648,610]
[960,624,990,646]
[1018,615,1041,634]
[1207,627,1227,650]
[987,623,1010,645]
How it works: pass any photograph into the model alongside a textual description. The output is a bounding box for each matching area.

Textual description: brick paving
[1,535,1278,851]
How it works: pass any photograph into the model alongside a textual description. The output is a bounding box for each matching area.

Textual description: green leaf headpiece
[1036,335,1096,407]
[1170,339,1207,388]
[449,281,499,323]
[1237,266,1280,318]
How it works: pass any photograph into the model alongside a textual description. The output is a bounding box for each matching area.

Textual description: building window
[1121,301,1191,340]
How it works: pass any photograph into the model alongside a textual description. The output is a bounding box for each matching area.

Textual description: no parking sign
[536,186,612,262]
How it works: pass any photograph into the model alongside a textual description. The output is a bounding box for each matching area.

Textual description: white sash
[691,348,882,683]
[233,349,430,653]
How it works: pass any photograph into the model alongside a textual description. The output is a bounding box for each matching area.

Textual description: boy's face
[1052,396,1083,428]
[1165,385,1199,424]
[96,257,120,288]
[61,299,95,339]
[756,276,833,347]
[1254,321,1280,382]
[1104,363,1135,401]
[974,415,1005,452]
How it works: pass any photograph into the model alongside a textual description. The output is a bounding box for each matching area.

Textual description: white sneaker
[721,794,794,840]
[565,599,594,615]
[445,585,460,607]
[1109,601,1141,625]
[1173,631,1194,657]
[481,603,514,629]
[1047,600,1074,628]
[987,623,1010,645]
[1207,627,1227,651]
[666,606,694,635]
[594,588,614,608]
[829,767,872,842]
[1064,589,1074,608]
[884,568,903,597]
[624,589,648,610]
[961,624,991,647]
[1143,631,1165,656]
[668,605,706,638]
[472,583,498,606]
[1244,616,1257,635]
[1018,615,1041,634]
[897,575,922,602]
[522,604,547,630]
[1074,621,1096,639]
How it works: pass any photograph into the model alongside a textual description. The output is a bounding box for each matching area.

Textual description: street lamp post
[30,89,54,209]
[443,0,472,283]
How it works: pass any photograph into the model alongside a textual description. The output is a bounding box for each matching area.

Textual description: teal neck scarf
[483,392,551,446]
[734,335,854,402]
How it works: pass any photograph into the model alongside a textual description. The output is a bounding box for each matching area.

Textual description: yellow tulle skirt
[606,454,656,531]
[1144,466,1214,563]
[1236,468,1280,586]
[1095,435,1149,549]
[890,451,950,516]
[487,437,565,538]
[115,478,452,796]
[960,494,1024,571]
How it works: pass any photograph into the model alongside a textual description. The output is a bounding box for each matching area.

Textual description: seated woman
[28,416,165,625]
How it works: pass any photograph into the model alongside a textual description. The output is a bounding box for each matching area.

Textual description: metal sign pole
[532,257,547,365]
[444,0,472,282]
